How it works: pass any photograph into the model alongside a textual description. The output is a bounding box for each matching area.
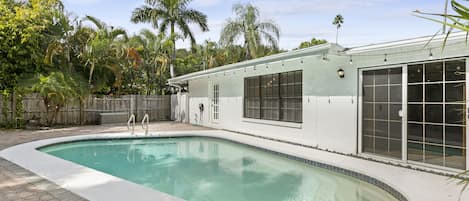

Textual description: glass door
[362,67,403,159]
[211,84,220,123]
[407,59,466,169]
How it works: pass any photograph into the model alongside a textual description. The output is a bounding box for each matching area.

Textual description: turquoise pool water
[40,137,398,201]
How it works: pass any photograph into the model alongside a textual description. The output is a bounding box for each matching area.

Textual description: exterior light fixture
[337,68,345,78]
[322,53,328,62]
[429,49,433,59]
[349,55,353,64]
[384,54,388,64]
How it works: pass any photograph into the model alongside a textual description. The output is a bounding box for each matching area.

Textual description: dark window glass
[446,83,465,103]
[389,68,402,84]
[445,126,465,147]
[445,60,466,81]
[375,138,389,155]
[375,104,388,120]
[389,139,402,158]
[374,69,388,85]
[425,104,443,123]
[390,86,402,103]
[363,120,374,136]
[425,62,443,82]
[363,71,374,86]
[408,85,423,102]
[407,142,424,162]
[408,123,423,142]
[375,86,388,102]
[425,125,443,144]
[408,104,423,122]
[244,70,302,123]
[363,103,374,119]
[445,147,466,169]
[425,84,443,102]
[375,121,389,138]
[363,136,374,153]
[363,86,374,102]
[389,104,401,121]
[445,104,465,125]
[408,64,423,83]
[389,121,402,139]
[424,145,444,166]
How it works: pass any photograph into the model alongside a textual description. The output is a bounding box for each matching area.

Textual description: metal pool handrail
[141,113,149,135]
[127,114,135,135]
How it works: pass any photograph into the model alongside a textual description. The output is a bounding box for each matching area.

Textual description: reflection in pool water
[40,137,398,201]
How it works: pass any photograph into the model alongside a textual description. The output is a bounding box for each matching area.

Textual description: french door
[360,59,468,170]
[210,83,220,123]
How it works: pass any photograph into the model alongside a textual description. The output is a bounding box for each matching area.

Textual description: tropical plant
[332,14,344,44]
[128,29,172,95]
[297,38,328,49]
[220,3,280,60]
[0,0,63,91]
[131,0,209,78]
[24,72,82,126]
[82,15,129,93]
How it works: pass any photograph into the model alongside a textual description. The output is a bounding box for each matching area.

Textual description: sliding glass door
[361,58,467,170]
[362,67,403,159]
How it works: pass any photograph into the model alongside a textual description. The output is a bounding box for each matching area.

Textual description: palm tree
[332,14,344,44]
[130,29,171,94]
[82,15,128,89]
[220,3,280,60]
[131,0,209,78]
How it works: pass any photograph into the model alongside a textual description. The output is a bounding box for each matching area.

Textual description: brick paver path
[0,122,209,201]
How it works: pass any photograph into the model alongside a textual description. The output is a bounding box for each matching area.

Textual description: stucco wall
[182,37,469,155]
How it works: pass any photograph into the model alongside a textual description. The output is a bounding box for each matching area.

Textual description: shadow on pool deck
[0,122,211,201]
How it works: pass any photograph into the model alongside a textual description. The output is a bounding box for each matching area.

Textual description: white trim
[242,118,302,129]
[466,58,469,171]
[402,65,408,162]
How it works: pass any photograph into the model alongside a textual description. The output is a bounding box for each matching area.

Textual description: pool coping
[1,130,467,201]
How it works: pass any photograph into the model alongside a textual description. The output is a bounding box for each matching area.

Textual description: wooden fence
[0,94,171,126]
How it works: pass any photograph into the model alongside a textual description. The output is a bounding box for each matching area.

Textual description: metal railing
[127,114,135,135]
[142,113,149,135]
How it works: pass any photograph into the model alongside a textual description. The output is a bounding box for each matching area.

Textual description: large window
[244,70,302,123]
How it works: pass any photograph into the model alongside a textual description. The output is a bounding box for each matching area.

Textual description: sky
[62,0,449,50]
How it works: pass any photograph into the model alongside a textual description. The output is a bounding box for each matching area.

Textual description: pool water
[40,137,398,201]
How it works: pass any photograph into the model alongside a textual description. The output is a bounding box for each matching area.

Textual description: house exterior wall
[179,35,469,168]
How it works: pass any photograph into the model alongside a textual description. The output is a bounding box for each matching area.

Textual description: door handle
[398,109,403,118]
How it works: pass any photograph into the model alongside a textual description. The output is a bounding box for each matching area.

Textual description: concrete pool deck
[1,123,468,201]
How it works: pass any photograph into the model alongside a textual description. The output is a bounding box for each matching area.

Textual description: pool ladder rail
[127,114,135,135]
[142,113,149,135]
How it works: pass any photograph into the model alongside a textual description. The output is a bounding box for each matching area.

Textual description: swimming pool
[39,137,399,201]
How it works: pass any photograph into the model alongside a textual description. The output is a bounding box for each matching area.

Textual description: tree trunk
[170,23,176,78]
[336,27,339,44]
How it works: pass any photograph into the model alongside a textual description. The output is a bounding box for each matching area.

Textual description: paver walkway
[0,122,209,201]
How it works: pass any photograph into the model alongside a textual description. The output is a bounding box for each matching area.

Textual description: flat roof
[169,32,468,84]
[169,43,343,84]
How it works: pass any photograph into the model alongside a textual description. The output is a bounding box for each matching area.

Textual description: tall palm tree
[220,3,280,60]
[131,0,209,78]
[333,14,344,44]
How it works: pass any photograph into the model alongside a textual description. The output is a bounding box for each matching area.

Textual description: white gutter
[168,43,343,84]
[346,31,467,54]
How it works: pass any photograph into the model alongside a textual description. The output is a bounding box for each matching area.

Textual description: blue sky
[62,0,448,50]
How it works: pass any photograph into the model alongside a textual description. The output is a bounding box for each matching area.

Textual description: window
[212,84,219,120]
[244,70,302,123]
